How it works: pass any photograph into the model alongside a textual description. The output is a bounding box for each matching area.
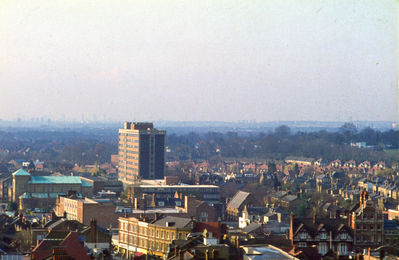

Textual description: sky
[0,0,398,122]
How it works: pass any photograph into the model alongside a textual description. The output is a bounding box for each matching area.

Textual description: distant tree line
[166,123,399,165]
[0,128,117,167]
[0,124,397,168]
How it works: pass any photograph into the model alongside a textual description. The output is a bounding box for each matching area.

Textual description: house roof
[246,207,269,215]
[243,222,262,234]
[227,191,250,209]
[281,195,298,202]
[384,220,399,230]
[193,222,225,239]
[272,191,288,199]
[12,168,30,176]
[285,156,314,162]
[292,217,352,238]
[30,176,82,184]
[153,216,193,228]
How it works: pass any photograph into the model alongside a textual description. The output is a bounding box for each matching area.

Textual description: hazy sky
[1,0,397,122]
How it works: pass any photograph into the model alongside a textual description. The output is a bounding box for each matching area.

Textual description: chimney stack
[90,219,97,245]
[289,212,294,244]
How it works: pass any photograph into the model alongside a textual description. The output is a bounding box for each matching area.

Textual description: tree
[274,125,291,139]
[7,201,18,211]
[339,123,357,143]
[292,163,300,177]
[267,162,277,174]
[90,163,100,176]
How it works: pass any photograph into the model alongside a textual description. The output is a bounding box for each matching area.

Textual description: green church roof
[30,176,82,184]
[12,168,30,176]
[81,179,93,187]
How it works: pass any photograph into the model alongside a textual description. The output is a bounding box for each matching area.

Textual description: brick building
[118,215,194,258]
[226,191,261,221]
[179,196,218,222]
[289,213,354,256]
[0,174,12,202]
[350,191,384,249]
[55,194,118,229]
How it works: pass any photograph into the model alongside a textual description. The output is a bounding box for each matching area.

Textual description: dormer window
[298,242,307,248]
[320,232,327,239]
[299,232,307,239]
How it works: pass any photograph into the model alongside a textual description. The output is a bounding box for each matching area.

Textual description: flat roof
[130,208,181,214]
[139,184,219,188]
[30,176,82,184]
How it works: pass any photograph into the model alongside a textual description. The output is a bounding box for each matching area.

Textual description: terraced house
[289,213,354,256]
[118,215,194,258]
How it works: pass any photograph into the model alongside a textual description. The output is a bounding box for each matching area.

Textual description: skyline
[1,0,398,122]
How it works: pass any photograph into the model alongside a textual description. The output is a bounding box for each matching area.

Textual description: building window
[200,211,209,222]
[298,242,307,248]
[318,242,328,255]
[338,243,348,255]
[320,232,327,239]
[299,232,307,239]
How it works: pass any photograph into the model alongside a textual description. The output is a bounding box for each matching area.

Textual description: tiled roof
[293,217,352,238]
[243,222,262,234]
[247,207,269,215]
[153,216,193,228]
[227,191,250,209]
[384,220,399,230]
[193,222,224,239]
[280,195,298,202]
[272,191,288,199]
